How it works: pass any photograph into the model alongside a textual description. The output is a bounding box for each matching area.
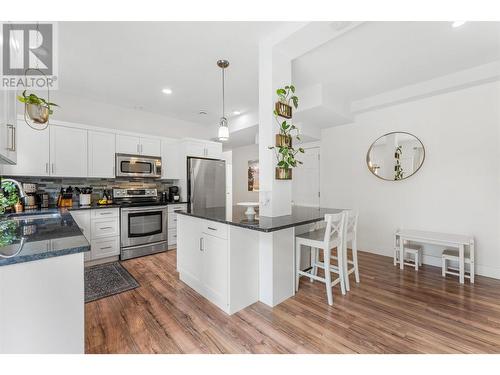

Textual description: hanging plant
[17,90,59,125]
[269,84,304,180]
[394,145,404,180]
[275,85,298,119]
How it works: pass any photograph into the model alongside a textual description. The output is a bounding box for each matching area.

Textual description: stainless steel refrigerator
[187,157,226,210]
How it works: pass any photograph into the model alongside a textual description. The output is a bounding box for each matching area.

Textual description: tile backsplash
[1,176,175,206]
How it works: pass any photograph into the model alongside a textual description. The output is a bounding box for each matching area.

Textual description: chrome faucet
[1,178,26,199]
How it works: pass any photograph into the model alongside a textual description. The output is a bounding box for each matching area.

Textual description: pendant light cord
[221,67,225,118]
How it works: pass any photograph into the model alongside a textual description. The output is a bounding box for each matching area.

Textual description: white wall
[321,81,500,279]
[31,90,214,140]
[231,144,259,204]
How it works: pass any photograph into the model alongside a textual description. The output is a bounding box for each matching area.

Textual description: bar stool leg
[323,247,333,305]
[343,241,350,292]
[441,257,446,277]
[295,242,301,292]
[352,237,360,283]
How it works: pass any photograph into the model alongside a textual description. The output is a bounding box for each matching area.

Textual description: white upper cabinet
[50,126,88,177]
[140,137,161,156]
[116,134,140,154]
[116,134,160,156]
[88,130,116,178]
[184,140,222,159]
[2,120,50,176]
[0,90,17,165]
[161,139,181,180]
[205,142,222,159]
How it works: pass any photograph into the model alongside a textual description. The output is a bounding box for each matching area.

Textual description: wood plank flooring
[85,250,500,353]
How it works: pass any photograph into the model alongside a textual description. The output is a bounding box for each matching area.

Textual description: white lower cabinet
[177,214,259,315]
[167,203,187,249]
[70,208,120,263]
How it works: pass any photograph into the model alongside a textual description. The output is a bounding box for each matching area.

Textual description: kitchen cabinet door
[50,126,88,177]
[176,215,203,286]
[161,139,180,179]
[202,232,229,309]
[184,140,206,158]
[116,134,140,154]
[88,130,116,178]
[2,120,50,176]
[140,137,161,156]
[0,90,17,165]
[205,142,222,159]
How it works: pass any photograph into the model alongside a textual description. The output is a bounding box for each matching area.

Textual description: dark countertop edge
[0,244,90,267]
[176,211,324,233]
[68,201,188,211]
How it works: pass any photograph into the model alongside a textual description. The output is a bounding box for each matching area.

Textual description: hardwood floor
[85,250,500,354]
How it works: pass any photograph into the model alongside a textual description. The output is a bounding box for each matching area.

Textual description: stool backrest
[323,211,347,248]
[346,210,359,236]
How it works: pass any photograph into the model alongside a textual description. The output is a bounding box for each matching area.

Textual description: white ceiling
[293,21,500,101]
[58,22,286,126]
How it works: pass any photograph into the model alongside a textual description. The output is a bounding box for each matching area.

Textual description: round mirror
[366,132,425,181]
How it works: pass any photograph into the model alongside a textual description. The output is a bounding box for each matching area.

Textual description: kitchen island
[0,209,89,354]
[176,205,343,314]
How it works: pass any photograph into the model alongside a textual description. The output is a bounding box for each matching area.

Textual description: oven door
[120,206,167,247]
[115,154,161,178]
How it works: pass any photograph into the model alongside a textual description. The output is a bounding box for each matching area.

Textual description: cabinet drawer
[91,218,119,239]
[168,212,178,229]
[168,228,178,246]
[202,220,227,239]
[91,208,119,219]
[91,236,120,260]
[168,204,187,213]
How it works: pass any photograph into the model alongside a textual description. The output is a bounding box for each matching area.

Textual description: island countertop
[0,209,90,267]
[176,205,344,232]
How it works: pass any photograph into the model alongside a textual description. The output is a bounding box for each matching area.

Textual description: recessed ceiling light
[452,21,466,28]
[162,88,173,95]
[232,110,241,116]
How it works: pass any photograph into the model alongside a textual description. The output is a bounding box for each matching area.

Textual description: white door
[140,137,161,156]
[88,131,116,178]
[116,134,140,154]
[292,147,320,207]
[50,126,88,177]
[2,120,50,176]
[202,233,228,308]
[161,139,180,179]
[205,142,222,159]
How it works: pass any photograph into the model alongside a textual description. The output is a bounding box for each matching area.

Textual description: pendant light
[217,59,230,142]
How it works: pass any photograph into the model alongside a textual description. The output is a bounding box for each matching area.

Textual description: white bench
[394,229,475,284]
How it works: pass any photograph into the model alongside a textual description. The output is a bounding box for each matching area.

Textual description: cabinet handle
[6,124,14,151]
[199,237,204,251]
[12,126,16,151]
[100,246,112,250]
[207,227,217,231]
[99,226,113,230]
[100,212,113,215]
[51,163,55,174]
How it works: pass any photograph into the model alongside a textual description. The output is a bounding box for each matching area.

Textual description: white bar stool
[394,234,422,271]
[295,212,347,305]
[442,249,474,283]
[343,210,360,291]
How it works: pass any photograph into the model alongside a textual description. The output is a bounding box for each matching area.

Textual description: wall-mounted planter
[275,167,292,180]
[275,102,292,119]
[275,134,292,148]
[26,103,50,124]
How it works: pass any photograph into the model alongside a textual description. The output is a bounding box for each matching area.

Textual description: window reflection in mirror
[366,132,425,181]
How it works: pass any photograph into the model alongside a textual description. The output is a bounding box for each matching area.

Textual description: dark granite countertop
[0,209,90,267]
[177,205,345,232]
[68,201,188,210]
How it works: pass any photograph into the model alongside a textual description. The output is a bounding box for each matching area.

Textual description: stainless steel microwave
[115,153,162,178]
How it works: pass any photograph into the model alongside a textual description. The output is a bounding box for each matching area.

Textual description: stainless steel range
[113,188,168,260]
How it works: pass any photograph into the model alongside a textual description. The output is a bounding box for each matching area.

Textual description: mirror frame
[366,131,425,181]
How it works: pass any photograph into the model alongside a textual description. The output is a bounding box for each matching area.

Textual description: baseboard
[360,248,500,280]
